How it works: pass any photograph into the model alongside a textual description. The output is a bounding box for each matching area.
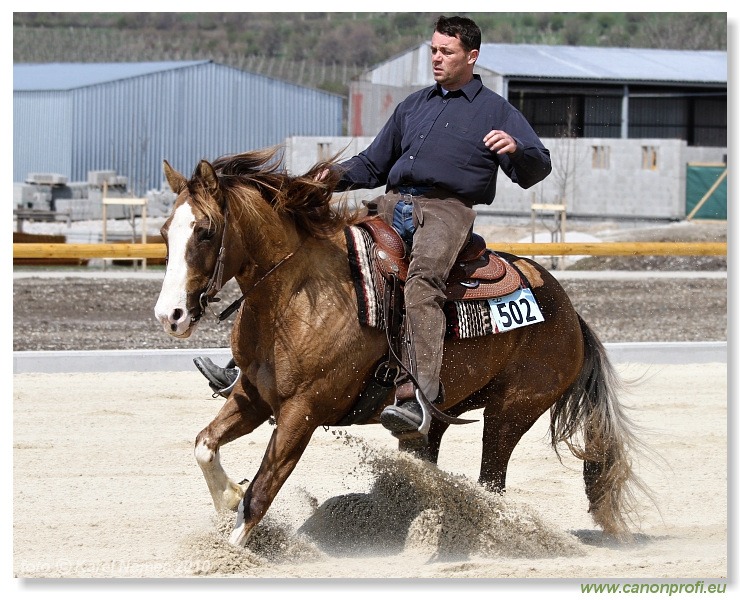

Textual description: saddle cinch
[357,216,522,300]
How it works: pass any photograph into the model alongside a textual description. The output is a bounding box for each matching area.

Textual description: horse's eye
[197,227,216,243]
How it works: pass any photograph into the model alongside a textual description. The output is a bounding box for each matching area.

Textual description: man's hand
[483,130,517,155]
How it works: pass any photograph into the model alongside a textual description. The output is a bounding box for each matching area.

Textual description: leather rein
[192,201,298,324]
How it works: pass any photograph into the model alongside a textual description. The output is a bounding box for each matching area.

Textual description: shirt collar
[427,74,483,102]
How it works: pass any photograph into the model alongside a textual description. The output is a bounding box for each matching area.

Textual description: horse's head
[154,159,235,338]
[155,149,355,338]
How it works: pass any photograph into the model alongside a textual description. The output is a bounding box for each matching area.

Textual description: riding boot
[380,384,445,436]
[193,356,240,398]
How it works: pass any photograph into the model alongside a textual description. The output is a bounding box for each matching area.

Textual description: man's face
[430,31,478,91]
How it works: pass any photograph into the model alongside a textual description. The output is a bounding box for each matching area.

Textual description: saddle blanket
[345,225,543,340]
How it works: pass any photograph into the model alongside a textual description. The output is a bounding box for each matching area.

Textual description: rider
[194,15,551,440]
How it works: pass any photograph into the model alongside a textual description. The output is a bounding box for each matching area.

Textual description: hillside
[13,12,727,95]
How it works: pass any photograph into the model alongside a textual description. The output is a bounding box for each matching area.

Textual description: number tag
[487,288,545,333]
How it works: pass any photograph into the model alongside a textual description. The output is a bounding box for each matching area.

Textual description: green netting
[686,165,727,220]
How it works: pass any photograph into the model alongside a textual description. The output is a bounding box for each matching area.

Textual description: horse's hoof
[480,481,505,495]
[222,481,248,511]
[228,500,251,547]
[228,523,250,547]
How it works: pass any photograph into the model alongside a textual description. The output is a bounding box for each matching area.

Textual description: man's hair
[434,15,481,52]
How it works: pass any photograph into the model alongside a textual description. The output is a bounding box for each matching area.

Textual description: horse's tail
[549,314,651,540]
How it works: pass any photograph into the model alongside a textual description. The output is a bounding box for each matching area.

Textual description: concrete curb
[604,341,726,365]
[13,347,233,374]
[13,342,727,374]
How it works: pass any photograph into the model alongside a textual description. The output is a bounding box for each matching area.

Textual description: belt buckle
[398,190,414,203]
[400,184,430,198]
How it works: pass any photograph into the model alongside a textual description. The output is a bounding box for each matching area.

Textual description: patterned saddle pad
[344,225,535,340]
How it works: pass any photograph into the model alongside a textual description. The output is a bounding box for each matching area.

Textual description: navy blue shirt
[336,75,551,206]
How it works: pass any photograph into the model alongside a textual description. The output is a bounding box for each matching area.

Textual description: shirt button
[420,134,424,138]
[409,155,414,159]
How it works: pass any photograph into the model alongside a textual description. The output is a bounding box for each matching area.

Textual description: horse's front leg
[195,378,272,512]
[228,400,318,546]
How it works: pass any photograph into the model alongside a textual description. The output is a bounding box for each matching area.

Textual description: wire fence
[13,26,366,93]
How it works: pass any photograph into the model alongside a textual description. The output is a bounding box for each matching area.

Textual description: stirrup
[380,400,425,438]
[216,370,240,397]
[193,357,240,398]
[383,383,441,437]
[415,388,432,437]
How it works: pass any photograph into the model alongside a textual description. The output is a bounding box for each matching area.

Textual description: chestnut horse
[154,149,646,547]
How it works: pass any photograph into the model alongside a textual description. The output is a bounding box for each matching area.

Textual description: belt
[390,185,472,208]
[395,184,433,196]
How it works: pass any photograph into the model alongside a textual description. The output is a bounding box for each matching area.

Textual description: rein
[216,247,299,322]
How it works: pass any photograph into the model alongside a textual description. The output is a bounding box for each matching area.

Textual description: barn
[13,60,344,195]
[348,43,727,147]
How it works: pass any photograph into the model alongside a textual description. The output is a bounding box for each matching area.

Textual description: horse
[154,148,647,548]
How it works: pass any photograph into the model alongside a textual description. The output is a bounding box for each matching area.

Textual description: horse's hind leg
[398,391,490,464]
[478,393,547,493]
[195,379,272,512]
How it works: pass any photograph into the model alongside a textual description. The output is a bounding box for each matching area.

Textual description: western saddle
[357,216,522,301]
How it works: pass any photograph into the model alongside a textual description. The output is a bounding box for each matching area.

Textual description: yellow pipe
[13,241,727,260]
[13,243,167,259]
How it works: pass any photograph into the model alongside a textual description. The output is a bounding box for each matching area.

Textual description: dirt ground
[12,364,727,583]
[11,218,728,588]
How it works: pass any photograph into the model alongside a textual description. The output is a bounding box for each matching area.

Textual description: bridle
[196,203,230,319]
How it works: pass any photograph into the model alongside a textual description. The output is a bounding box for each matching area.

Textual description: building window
[642,146,658,170]
[317,142,332,161]
[592,145,610,169]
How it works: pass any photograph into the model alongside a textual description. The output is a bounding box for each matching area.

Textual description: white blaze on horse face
[154,201,197,337]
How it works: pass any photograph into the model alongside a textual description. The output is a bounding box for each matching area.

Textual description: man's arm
[484,112,552,190]
[333,108,404,192]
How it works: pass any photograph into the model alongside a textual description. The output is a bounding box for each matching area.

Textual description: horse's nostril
[172,308,183,322]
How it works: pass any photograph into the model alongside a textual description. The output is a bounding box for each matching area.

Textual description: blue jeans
[392,199,415,247]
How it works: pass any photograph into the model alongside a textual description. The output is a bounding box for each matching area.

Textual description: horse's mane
[204,147,359,239]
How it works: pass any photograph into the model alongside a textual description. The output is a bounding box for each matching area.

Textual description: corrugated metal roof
[475,44,726,84]
[13,60,211,91]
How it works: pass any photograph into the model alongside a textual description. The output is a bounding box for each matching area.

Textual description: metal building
[13,61,344,194]
[349,44,727,147]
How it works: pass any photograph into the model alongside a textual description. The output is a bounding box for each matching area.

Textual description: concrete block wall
[524,137,688,219]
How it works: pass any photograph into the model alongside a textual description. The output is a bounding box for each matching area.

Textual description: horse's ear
[195,160,220,199]
[163,160,187,194]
